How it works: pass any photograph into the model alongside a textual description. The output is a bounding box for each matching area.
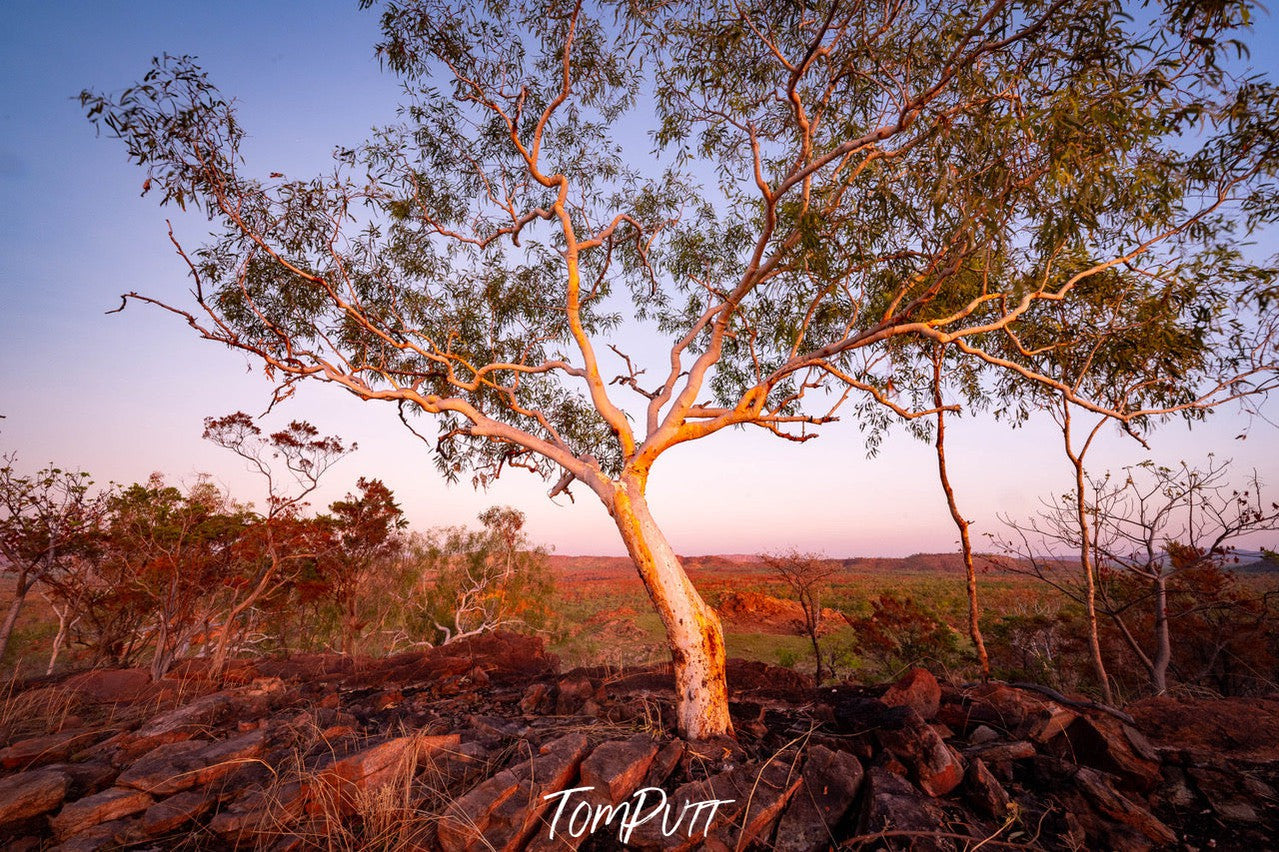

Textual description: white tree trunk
[1151,574,1171,695]
[0,572,31,663]
[610,479,733,740]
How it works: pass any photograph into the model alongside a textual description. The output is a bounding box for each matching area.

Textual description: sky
[1,1,1277,558]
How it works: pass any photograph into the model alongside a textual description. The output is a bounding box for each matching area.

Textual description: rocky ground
[0,633,1275,850]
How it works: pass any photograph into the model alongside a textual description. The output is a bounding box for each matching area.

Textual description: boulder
[581,736,661,802]
[306,733,460,816]
[961,740,1036,764]
[49,760,119,800]
[941,684,1050,737]
[207,781,306,843]
[1028,705,1078,744]
[521,682,554,715]
[967,725,1000,746]
[129,677,286,752]
[962,758,1010,819]
[55,816,138,852]
[1072,766,1177,848]
[875,706,965,797]
[139,788,219,835]
[859,767,954,852]
[192,728,268,785]
[116,739,211,795]
[881,668,942,721]
[438,733,590,852]
[1188,766,1265,824]
[526,736,661,852]
[0,767,70,827]
[627,752,803,851]
[642,739,685,788]
[555,673,599,715]
[775,745,864,852]
[1062,716,1161,791]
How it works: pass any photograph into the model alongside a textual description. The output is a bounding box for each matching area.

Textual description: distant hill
[548,551,1028,581]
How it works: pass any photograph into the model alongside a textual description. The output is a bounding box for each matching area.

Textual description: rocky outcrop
[0,633,1274,849]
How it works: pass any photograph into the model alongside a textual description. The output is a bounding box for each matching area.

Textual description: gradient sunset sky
[2,1,1278,557]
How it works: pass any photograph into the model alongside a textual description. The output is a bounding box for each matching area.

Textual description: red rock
[56,816,138,852]
[555,673,599,715]
[526,736,662,852]
[876,706,965,797]
[775,745,864,852]
[306,733,460,816]
[581,736,660,801]
[1063,716,1161,791]
[961,740,1036,763]
[1028,705,1078,743]
[193,728,267,785]
[627,753,802,851]
[0,767,70,827]
[521,682,554,715]
[642,739,685,788]
[438,733,589,852]
[374,689,403,710]
[116,739,211,795]
[51,761,119,798]
[942,683,1052,737]
[881,668,942,721]
[319,724,358,741]
[51,786,152,840]
[962,758,1011,818]
[1188,766,1263,823]
[967,724,1000,745]
[208,781,306,843]
[859,767,952,852]
[139,788,218,835]
[129,678,286,752]
[1073,766,1177,847]
[62,668,152,702]
[0,730,104,771]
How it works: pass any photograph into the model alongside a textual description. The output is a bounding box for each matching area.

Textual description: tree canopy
[83,0,1279,738]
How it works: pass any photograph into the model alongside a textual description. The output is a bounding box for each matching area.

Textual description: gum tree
[989,255,1279,702]
[0,457,106,663]
[83,0,1278,737]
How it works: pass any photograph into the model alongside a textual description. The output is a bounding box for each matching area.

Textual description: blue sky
[2,1,1277,556]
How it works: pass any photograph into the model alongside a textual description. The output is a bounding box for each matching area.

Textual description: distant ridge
[548,552,1027,580]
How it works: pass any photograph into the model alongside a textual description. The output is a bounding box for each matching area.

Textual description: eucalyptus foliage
[82,0,1278,483]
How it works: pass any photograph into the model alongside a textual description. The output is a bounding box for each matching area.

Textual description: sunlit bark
[609,476,733,739]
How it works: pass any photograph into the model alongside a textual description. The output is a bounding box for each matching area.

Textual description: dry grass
[0,678,81,743]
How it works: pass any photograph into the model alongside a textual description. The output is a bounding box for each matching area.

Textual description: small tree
[762,549,837,683]
[927,344,990,679]
[999,458,1279,696]
[0,456,106,663]
[84,0,1279,737]
[417,507,554,646]
[203,413,351,676]
[847,594,964,677]
[102,474,250,679]
[324,477,408,655]
[1090,459,1279,694]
